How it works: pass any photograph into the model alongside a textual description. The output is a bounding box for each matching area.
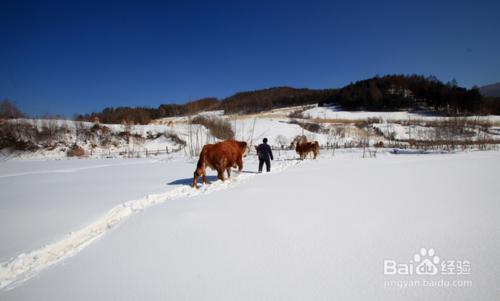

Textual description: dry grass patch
[67,144,86,157]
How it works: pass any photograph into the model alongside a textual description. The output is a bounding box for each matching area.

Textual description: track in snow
[0,159,302,290]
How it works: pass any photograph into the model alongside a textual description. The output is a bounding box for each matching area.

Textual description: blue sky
[1,0,499,117]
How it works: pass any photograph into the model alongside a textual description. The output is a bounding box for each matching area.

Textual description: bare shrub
[164,131,186,146]
[289,119,324,133]
[389,131,397,141]
[303,123,322,133]
[356,117,381,129]
[74,121,90,143]
[274,135,289,155]
[38,119,63,145]
[274,134,289,148]
[186,117,203,157]
[287,105,315,119]
[191,115,235,140]
[0,120,39,151]
[67,144,86,157]
[91,123,110,134]
[288,109,305,119]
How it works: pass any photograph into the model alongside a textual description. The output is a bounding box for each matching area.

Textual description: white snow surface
[303,105,418,120]
[1,150,499,300]
[231,117,327,146]
[0,158,186,259]
[302,105,500,122]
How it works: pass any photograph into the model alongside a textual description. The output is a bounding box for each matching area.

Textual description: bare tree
[74,121,87,144]
[274,134,288,156]
[187,115,204,157]
[0,99,24,119]
[362,127,376,158]
[327,125,345,156]
[248,118,257,151]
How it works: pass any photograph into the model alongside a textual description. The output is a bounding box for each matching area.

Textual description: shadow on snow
[168,169,259,186]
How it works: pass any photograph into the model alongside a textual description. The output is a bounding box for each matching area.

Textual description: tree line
[75,87,336,124]
[2,75,499,125]
[318,75,486,114]
[75,75,499,124]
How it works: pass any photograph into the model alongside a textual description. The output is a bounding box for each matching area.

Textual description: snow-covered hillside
[2,105,500,161]
[1,150,499,300]
[302,105,500,122]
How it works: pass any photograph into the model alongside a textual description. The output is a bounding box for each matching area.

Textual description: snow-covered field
[1,150,499,300]
[302,105,500,122]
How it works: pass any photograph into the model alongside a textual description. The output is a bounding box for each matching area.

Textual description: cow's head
[238,141,249,157]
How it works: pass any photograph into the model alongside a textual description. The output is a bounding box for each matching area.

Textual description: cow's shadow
[168,175,218,186]
[168,170,258,186]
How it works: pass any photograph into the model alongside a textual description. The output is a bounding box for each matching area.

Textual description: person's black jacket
[257,143,274,160]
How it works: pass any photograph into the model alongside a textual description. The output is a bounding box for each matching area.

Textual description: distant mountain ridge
[480,82,500,97]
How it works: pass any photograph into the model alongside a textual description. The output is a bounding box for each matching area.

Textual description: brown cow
[192,140,248,188]
[295,141,319,159]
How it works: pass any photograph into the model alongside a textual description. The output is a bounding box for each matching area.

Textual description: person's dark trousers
[258,159,271,173]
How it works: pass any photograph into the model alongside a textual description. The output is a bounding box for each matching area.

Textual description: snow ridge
[0,159,301,290]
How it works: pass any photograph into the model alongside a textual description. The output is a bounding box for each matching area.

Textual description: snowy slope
[231,117,327,146]
[302,105,500,122]
[1,151,499,300]
[303,105,419,120]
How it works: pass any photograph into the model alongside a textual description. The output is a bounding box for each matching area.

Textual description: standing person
[256,138,274,173]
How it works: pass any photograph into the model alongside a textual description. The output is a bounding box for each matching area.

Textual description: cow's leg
[217,169,225,181]
[226,168,231,179]
[192,171,200,188]
[202,172,211,184]
[236,157,243,175]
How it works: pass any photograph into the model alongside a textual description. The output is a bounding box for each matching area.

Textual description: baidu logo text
[383,248,471,276]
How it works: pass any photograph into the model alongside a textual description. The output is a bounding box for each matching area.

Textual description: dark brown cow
[192,140,248,188]
[295,141,320,160]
